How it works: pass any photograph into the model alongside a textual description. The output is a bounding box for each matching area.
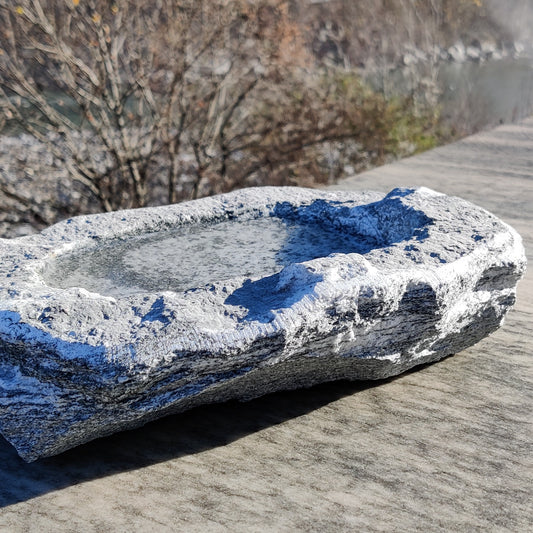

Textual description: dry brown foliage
[0,0,437,220]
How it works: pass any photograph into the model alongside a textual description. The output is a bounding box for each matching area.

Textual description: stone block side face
[0,186,526,461]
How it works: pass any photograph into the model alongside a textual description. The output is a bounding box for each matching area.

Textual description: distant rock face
[0,187,526,461]
[448,42,467,62]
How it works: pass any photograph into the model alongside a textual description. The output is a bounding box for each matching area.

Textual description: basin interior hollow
[42,215,379,297]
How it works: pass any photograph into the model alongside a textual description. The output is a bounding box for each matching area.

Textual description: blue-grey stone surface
[0,186,526,462]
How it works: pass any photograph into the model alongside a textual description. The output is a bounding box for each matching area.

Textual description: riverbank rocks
[0,187,526,461]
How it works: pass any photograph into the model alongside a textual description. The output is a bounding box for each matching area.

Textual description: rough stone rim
[0,186,526,379]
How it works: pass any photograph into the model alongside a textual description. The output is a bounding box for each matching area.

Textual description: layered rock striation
[0,187,526,461]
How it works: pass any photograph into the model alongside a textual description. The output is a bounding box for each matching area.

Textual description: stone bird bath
[0,187,526,461]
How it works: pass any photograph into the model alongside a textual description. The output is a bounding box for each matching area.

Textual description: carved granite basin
[0,187,526,461]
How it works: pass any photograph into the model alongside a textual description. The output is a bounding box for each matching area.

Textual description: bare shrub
[0,0,436,228]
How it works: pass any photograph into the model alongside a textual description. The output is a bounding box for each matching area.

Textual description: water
[367,57,533,131]
[43,216,374,297]
[439,58,533,129]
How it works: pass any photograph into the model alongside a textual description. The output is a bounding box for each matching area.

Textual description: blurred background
[1,0,532,237]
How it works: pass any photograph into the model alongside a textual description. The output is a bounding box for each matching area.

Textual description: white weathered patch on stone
[0,186,526,461]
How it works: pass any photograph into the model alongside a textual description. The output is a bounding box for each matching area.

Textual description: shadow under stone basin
[0,186,526,462]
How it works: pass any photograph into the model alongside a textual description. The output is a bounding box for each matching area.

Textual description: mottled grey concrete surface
[1,119,532,531]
